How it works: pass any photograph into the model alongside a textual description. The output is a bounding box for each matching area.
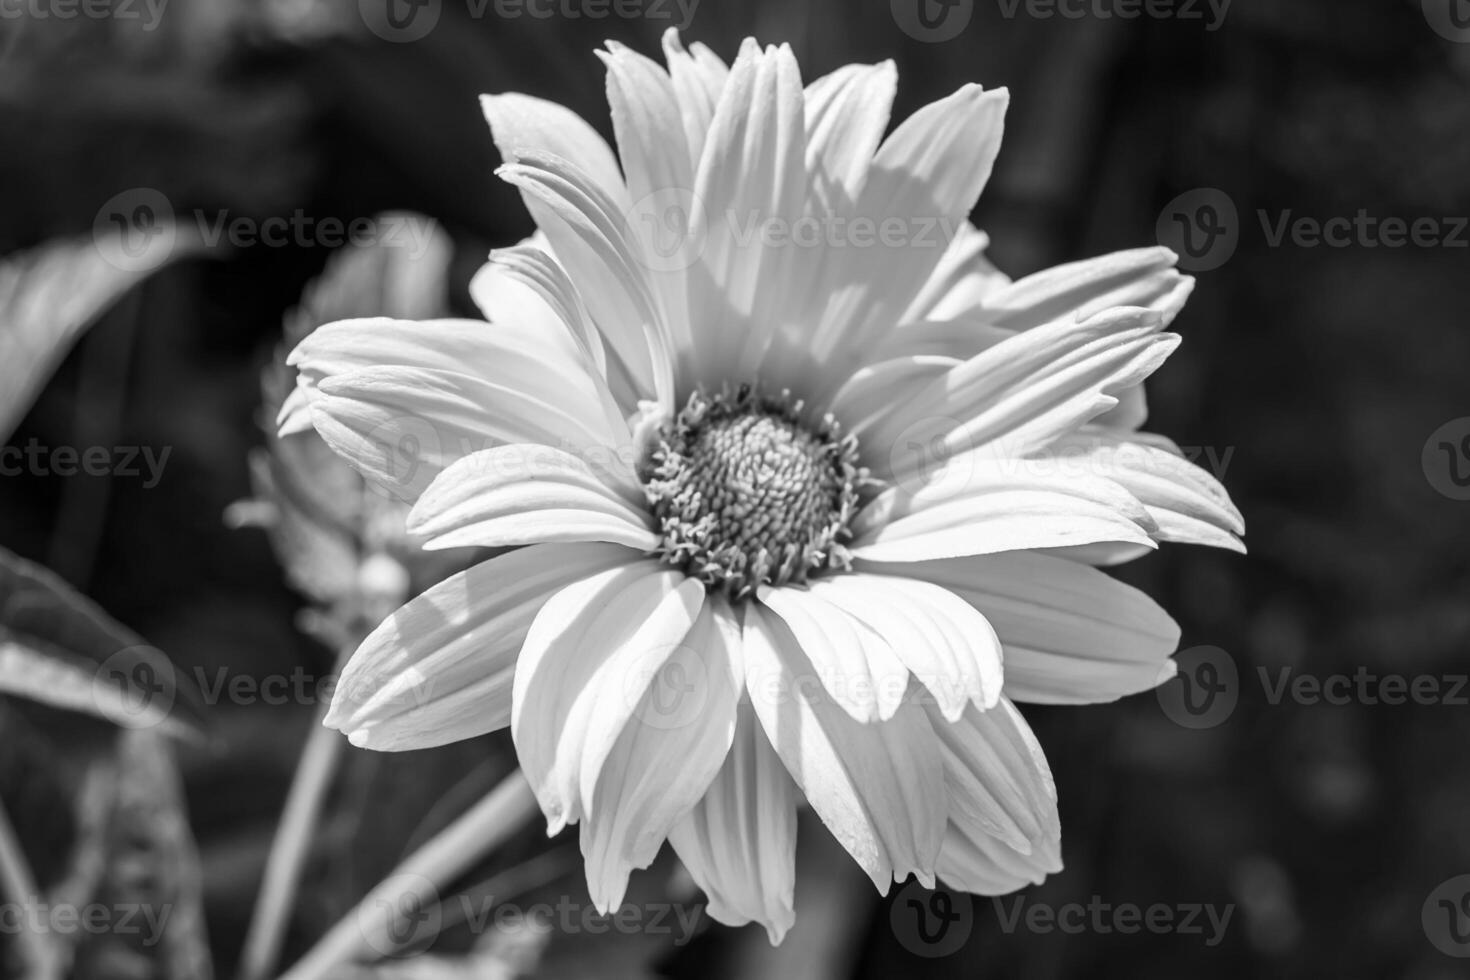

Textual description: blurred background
[2,0,1470,977]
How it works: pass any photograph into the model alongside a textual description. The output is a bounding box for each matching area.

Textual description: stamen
[641,385,867,600]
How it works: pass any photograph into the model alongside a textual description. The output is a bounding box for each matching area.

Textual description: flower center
[641,385,866,600]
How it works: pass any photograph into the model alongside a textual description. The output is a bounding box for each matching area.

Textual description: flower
[282,30,1243,943]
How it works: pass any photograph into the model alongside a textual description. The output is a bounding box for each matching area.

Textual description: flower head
[283,30,1243,943]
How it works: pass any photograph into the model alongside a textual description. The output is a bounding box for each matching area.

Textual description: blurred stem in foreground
[235,648,351,980]
[277,770,539,980]
[0,793,62,980]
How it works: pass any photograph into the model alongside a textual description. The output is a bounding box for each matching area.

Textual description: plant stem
[235,698,346,980]
[0,793,62,980]
[277,769,538,980]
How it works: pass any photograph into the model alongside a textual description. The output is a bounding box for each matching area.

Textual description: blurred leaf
[234,214,458,633]
[70,729,213,980]
[0,546,205,737]
[0,229,202,444]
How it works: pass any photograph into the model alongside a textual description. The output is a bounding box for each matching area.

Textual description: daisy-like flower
[282,30,1243,943]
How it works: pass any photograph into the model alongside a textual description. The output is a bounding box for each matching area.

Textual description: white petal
[512,562,705,834]
[473,243,607,380]
[668,702,799,943]
[479,91,629,212]
[828,355,960,436]
[864,307,1179,483]
[802,84,1010,387]
[868,551,1180,704]
[870,317,1017,363]
[932,700,1063,892]
[802,573,1004,721]
[690,40,807,386]
[661,28,728,165]
[742,604,944,890]
[902,221,1011,324]
[978,246,1193,331]
[1033,428,1245,552]
[803,61,897,201]
[287,316,631,502]
[497,150,677,409]
[580,599,743,912]
[407,445,657,551]
[852,458,1157,563]
[756,582,911,723]
[599,41,698,369]
[324,543,634,750]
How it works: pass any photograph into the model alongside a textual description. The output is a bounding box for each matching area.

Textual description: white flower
[282,30,1243,944]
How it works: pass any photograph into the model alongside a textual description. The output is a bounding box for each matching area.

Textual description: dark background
[2,0,1469,977]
